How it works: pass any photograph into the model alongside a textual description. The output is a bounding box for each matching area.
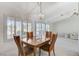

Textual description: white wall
[0,15,3,43]
[53,15,79,47]
[54,15,79,34]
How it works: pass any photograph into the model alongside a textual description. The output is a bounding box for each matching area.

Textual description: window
[41,24,46,37]
[46,24,50,31]
[23,22,27,37]
[16,21,21,36]
[36,23,42,39]
[7,17,50,40]
[7,18,32,40]
[7,18,14,40]
[36,23,50,39]
[28,23,32,32]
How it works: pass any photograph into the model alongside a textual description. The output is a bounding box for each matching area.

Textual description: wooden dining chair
[27,32,33,40]
[13,35,34,56]
[39,33,57,56]
[45,31,52,39]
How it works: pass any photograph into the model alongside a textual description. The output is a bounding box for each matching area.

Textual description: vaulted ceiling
[0,2,78,23]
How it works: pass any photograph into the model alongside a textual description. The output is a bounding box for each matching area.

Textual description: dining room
[0,2,79,56]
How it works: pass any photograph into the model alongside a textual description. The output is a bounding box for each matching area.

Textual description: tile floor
[0,37,79,56]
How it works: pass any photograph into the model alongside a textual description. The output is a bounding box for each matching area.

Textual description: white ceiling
[0,2,78,23]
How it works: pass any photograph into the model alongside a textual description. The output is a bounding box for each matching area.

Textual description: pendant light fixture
[38,2,44,20]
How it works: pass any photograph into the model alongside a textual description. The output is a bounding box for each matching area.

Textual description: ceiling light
[38,2,44,20]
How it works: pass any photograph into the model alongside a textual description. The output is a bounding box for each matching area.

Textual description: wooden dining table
[21,38,50,56]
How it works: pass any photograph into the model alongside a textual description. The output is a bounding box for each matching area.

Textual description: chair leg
[39,49,41,56]
[53,49,55,56]
[48,52,50,56]
[18,51,20,56]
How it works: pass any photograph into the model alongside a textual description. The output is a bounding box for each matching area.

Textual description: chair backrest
[13,36,24,55]
[27,32,33,40]
[45,31,51,38]
[49,33,57,51]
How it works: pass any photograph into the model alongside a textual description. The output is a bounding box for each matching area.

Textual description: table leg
[34,47,36,56]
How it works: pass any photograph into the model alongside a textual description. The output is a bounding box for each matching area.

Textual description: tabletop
[21,38,50,47]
